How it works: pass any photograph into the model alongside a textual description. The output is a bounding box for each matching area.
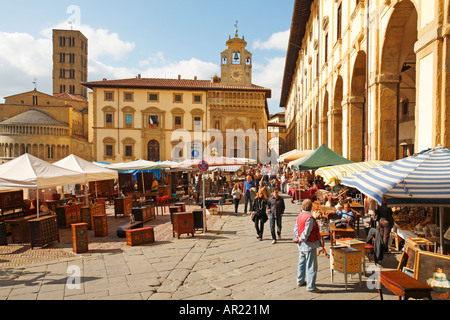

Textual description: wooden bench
[378,270,432,300]
[116,221,144,238]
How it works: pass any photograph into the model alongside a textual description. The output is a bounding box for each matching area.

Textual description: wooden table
[330,223,355,246]
[377,270,432,300]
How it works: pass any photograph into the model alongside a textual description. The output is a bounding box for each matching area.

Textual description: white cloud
[252,29,290,51]
[140,56,220,80]
[0,32,52,79]
[41,23,135,61]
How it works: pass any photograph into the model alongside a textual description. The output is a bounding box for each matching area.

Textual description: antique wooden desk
[329,223,356,246]
[330,246,362,290]
[336,238,367,275]
[377,270,432,300]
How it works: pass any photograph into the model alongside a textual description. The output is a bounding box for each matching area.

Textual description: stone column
[328,108,343,155]
[347,96,365,162]
[376,73,400,161]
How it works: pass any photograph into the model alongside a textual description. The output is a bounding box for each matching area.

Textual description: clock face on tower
[231,68,243,82]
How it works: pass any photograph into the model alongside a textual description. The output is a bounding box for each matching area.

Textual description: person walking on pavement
[243,175,256,215]
[281,173,286,194]
[294,199,323,293]
[252,189,268,241]
[231,182,243,215]
[267,188,285,244]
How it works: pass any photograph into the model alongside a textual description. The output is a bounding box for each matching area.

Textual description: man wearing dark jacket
[267,188,285,244]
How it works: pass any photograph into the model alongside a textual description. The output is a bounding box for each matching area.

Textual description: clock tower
[220,24,252,87]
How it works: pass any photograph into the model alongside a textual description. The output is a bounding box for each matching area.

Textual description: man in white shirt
[281,174,286,194]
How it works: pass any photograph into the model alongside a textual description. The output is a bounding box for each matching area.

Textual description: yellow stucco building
[84,31,272,164]
[282,0,450,162]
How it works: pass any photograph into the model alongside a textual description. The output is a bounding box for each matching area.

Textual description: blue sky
[0,0,293,114]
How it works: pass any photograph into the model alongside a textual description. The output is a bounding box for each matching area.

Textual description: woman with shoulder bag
[252,189,269,241]
[231,183,243,215]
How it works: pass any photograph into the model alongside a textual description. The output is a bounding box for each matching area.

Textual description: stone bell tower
[220,22,252,87]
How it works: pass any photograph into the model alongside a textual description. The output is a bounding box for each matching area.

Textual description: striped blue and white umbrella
[340,146,450,206]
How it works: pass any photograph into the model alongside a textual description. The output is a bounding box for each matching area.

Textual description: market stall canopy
[106,159,172,171]
[291,144,354,171]
[171,156,247,170]
[316,160,390,187]
[278,149,314,163]
[54,155,118,182]
[0,153,86,190]
[340,146,450,206]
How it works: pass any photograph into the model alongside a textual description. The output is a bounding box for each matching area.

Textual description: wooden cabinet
[132,206,155,223]
[81,204,105,230]
[93,215,108,237]
[193,210,205,232]
[56,204,82,229]
[330,246,362,290]
[28,215,59,249]
[72,223,88,254]
[0,191,23,214]
[336,238,366,275]
[0,222,7,245]
[114,197,132,218]
[172,212,194,239]
[6,213,52,244]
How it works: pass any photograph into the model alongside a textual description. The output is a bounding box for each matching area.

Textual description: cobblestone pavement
[0,196,402,300]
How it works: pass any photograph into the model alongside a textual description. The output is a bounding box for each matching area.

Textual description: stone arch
[348,51,367,162]
[379,0,418,160]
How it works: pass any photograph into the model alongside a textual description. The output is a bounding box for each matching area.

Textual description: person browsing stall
[335,203,355,223]
[293,199,323,293]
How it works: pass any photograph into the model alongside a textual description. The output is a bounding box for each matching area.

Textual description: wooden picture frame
[398,243,418,272]
[415,251,450,300]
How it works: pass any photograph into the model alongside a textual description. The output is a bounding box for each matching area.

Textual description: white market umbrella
[54,155,119,204]
[0,154,86,217]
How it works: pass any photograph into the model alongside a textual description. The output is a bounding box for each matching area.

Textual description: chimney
[194,76,197,81]
[103,78,107,81]
[178,75,181,80]
[137,74,141,79]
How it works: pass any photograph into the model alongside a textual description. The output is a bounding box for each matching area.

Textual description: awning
[316,161,390,187]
